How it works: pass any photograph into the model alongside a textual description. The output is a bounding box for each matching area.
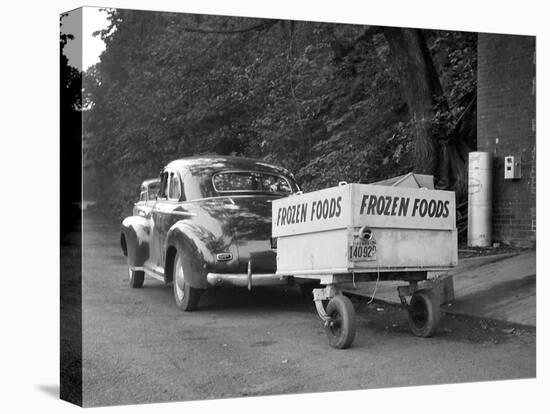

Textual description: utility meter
[504,155,521,180]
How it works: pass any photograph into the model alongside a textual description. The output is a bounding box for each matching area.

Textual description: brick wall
[477,33,536,248]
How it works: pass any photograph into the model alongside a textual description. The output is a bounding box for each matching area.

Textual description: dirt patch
[350,296,535,346]
[458,244,531,259]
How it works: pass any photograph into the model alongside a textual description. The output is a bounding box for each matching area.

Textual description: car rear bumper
[206,272,289,288]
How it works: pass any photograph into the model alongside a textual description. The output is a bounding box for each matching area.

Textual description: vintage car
[120,156,301,311]
[132,178,161,217]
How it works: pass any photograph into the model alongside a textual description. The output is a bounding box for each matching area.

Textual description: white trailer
[272,180,457,348]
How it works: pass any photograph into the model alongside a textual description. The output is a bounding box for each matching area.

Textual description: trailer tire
[325,295,356,349]
[408,289,440,337]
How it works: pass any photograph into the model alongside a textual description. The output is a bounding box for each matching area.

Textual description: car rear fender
[121,216,151,267]
[165,222,214,289]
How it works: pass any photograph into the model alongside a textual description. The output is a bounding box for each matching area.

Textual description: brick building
[477,33,536,248]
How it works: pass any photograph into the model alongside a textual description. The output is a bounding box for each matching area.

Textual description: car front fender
[121,216,151,267]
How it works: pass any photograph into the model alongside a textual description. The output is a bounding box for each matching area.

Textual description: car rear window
[212,171,293,195]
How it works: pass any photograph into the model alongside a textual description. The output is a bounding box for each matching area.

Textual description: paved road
[81,211,536,407]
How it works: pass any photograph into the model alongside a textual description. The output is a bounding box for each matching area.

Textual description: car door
[151,169,186,269]
[150,171,169,268]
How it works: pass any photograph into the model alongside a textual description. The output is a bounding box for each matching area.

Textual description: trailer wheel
[324,295,356,349]
[408,289,440,337]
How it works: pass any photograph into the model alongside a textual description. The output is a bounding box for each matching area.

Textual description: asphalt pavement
[81,211,536,407]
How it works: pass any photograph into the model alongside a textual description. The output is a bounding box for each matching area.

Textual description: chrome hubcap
[174,255,185,301]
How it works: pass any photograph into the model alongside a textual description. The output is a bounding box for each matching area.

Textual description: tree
[382,28,443,175]
[84,10,476,218]
[381,28,475,198]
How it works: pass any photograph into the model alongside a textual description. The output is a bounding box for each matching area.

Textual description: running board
[131,265,165,283]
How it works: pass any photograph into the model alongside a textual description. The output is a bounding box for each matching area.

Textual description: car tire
[173,251,201,311]
[408,289,441,337]
[324,295,356,349]
[128,264,144,288]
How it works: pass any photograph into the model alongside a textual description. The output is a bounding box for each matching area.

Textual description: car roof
[141,178,160,186]
[165,155,293,177]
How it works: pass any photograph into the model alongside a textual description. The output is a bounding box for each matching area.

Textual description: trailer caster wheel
[408,289,440,337]
[324,295,356,349]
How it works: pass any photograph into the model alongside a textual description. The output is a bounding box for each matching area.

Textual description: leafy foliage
[83,10,476,218]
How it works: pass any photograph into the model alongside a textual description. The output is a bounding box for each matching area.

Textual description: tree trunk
[382,28,444,176]
[446,94,476,201]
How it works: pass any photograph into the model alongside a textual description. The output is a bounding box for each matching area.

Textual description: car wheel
[128,260,144,288]
[173,251,201,311]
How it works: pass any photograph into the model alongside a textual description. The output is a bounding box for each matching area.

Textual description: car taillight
[270,237,277,250]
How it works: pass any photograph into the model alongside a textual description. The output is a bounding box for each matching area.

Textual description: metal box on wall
[504,155,521,180]
[272,183,457,276]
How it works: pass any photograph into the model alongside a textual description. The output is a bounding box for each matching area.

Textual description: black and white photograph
[3,1,547,413]
[58,4,539,407]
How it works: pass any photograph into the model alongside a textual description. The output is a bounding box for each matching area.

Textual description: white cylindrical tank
[467,152,493,247]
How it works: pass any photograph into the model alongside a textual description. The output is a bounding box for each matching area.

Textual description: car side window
[168,172,182,201]
[148,182,160,200]
[158,172,169,199]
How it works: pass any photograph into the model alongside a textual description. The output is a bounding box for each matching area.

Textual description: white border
[1,1,546,413]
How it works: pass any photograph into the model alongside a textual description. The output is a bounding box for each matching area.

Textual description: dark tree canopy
[83,10,477,218]
[61,13,83,223]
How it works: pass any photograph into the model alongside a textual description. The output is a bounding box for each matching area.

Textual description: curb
[345,289,536,330]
